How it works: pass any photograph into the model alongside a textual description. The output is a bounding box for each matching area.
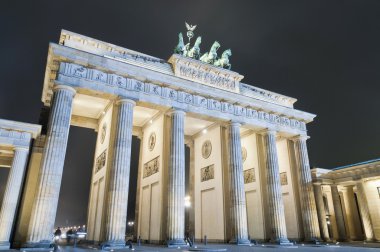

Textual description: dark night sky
[1,0,380,227]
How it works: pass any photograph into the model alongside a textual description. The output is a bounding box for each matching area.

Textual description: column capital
[115,98,136,106]
[166,108,186,116]
[290,134,310,142]
[258,128,277,136]
[53,85,76,95]
[227,121,241,127]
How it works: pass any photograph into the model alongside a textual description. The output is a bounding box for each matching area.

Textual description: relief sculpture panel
[95,149,107,173]
[280,172,288,185]
[143,156,160,178]
[201,164,214,182]
[244,168,255,184]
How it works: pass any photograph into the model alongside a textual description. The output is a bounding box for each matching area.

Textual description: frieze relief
[143,156,160,178]
[201,164,214,182]
[58,62,307,132]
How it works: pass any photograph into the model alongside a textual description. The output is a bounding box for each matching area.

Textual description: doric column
[292,136,320,242]
[167,110,186,246]
[313,183,330,241]
[355,181,375,241]
[262,130,290,245]
[0,147,29,249]
[331,185,346,241]
[25,85,75,247]
[103,99,135,247]
[227,122,250,245]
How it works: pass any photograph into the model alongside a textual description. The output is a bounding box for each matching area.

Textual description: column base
[304,238,321,244]
[229,238,251,245]
[167,239,188,247]
[0,241,10,250]
[21,241,53,251]
[100,240,126,250]
[270,238,293,246]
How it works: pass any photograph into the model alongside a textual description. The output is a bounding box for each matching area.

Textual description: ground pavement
[5,242,380,252]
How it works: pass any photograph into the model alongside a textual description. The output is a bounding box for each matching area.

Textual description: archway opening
[54,126,97,235]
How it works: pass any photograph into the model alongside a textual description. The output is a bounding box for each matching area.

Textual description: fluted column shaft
[104,99,135,245]
[293,136,320,241]
[331,185,346,241]
[262,130,289,244]
[227,122,249,244]
[356,182,375,241]
[26,85,75,247]
[0,147,29,248]
[167,110,186,246]
[313,184,330,241]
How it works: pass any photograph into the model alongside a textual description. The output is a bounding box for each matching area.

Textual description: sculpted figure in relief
[200,41,220,64]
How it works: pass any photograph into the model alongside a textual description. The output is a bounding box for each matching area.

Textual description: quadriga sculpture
[174,32,185,55]
[186,36,202,59]
[214,49,232,69]
[200,41,220,64]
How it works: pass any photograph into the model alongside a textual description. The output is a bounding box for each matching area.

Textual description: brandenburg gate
[0,27,321,249]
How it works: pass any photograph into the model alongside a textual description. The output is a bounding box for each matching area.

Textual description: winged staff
[174,22,232,69]
[185,22,197,41]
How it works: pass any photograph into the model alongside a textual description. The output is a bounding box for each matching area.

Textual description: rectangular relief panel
[201,164,214,182]
[143,156,160,178]
[244,168,255,184]
[95,149,107,173]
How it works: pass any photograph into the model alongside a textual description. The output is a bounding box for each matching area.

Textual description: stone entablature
[312,161,380,184]
[57,62,307,133]
[0,129,32,148]
[58,30,297,109]
[0,119,41,149]
[0,119,41,139]
[240,84,297,108]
